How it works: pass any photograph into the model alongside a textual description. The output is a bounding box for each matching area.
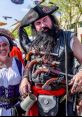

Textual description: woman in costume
[0,29,24,116]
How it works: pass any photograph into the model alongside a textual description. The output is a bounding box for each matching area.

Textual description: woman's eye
[2,43,8,47]
[0,43,8,48]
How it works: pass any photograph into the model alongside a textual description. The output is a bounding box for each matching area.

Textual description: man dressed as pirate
[19,3,82,116]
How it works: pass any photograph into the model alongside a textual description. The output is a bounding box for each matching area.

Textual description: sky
[0,0,60,31]
[0,0,36,30]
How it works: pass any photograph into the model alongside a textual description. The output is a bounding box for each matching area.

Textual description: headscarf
[0,36,10,45]
[0,28,15,50]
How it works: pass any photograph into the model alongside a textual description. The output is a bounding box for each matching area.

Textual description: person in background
[0,29,25,116]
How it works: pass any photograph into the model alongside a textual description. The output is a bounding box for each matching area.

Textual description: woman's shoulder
[13,57,22,67]
[13,57,23,76]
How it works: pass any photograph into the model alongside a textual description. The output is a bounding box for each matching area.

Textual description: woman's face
[0,42,10,61]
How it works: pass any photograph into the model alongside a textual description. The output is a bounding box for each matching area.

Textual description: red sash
[26,86,65,116]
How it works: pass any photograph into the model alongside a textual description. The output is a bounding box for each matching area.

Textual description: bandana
[0,36,10,45]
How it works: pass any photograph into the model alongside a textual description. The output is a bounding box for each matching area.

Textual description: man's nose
[41,22,45,28]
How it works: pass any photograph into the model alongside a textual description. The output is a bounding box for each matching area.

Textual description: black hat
[21,4,59,27]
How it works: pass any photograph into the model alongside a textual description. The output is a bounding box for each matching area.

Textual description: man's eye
[43,18,47,22]
[36,22,41,25]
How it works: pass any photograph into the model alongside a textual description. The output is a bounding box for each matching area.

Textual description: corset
[0,84,20,109]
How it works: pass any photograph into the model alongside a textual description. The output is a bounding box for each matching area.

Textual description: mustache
[39,26,58,37]
[31,25,60,50]
[31,29,55,50]
[41,27,50,32]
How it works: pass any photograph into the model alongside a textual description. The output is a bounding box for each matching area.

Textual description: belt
[0,97,20,104]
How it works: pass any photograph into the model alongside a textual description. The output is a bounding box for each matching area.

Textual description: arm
[70,36,82,115]
[72,36,82,64]
[70,36,82,93]
[19,67,31,98]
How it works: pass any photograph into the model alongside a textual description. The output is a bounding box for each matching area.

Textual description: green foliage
[12,30,19,39]
[12,25,32,39]
[24,26,32,36]
[12,0,82,35]
[48,0,82,30]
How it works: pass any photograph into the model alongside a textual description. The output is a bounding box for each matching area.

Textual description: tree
[49,0,82,31]
[12,0,82,37]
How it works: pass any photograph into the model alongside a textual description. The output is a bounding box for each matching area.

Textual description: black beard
[31,26,60,53]
[41,26,57,37]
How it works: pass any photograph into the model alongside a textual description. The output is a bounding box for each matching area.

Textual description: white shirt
[70,37,74,51]
[0,58,24,116]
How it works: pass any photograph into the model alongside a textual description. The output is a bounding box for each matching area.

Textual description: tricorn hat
[19,4,59,54]
[21,4,59,27]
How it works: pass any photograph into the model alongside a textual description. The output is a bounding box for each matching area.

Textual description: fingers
[77,100,82,116]
[77,105,81,116]
[19,77,32,97]
[79,80,82,86]
[19,85,28,96]
[71,82,78,93]
[69,75,78,93]
[21,85,32,99]
[70,73,82,93]
[19,82,32,98]
[69,77,75,86]
[71,82,82,94]
[28,83,32,93]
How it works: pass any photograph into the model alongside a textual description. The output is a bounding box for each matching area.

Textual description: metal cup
[20,93,37,112]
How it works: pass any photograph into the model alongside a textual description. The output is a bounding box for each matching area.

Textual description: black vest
[54,30,74,79]
[24,30,76,82]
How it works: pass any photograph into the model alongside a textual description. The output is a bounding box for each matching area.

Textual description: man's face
[34,15,53,32]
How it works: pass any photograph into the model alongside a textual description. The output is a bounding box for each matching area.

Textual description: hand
[76,94,82,116]
[77,100,82,116]
[69,71,82,94]
[19,77,31,98]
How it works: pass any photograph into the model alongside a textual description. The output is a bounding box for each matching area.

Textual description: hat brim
[21,8,39,27]
[20,5,59,27]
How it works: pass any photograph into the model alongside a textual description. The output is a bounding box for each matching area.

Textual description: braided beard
[30,26,60,59]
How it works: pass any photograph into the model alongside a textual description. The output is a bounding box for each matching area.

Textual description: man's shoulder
[61,30,76,40]
[59,30,75,50]
[14,57,22,76]
[64,30,76,36]
[63,30,74,34]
